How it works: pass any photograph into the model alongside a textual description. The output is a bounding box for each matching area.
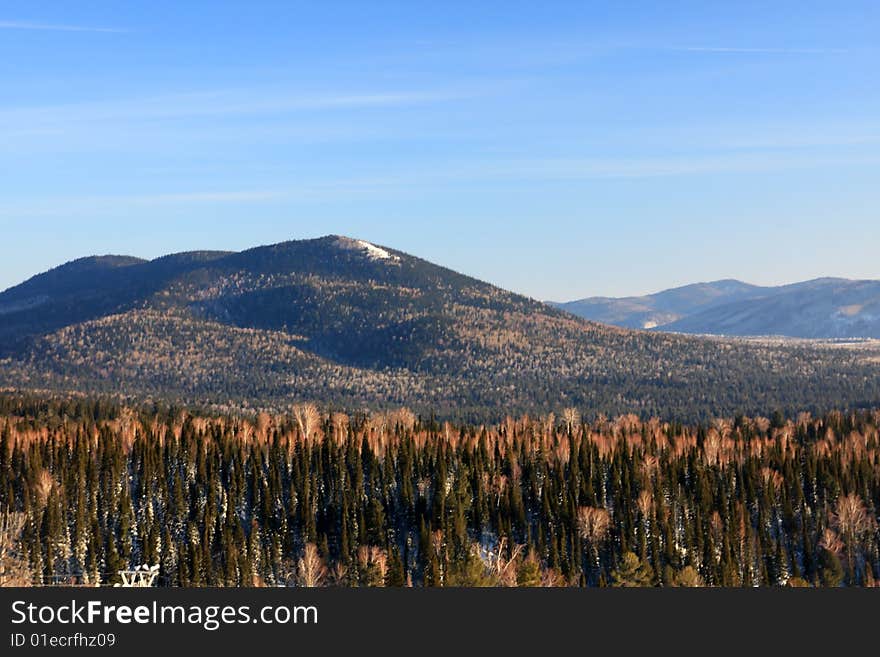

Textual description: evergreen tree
[611,552,655,587]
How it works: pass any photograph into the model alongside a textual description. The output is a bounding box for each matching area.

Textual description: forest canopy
[1,394,878,587]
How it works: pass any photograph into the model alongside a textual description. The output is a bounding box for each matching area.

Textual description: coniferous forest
[1,394,878,587]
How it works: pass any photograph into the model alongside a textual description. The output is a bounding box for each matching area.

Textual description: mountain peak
[330,235,401,263]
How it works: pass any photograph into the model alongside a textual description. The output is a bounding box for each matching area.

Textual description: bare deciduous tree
[637,490,653,519]
[292,403,320,441]
[35,469,55,507]
[331,412,349,442]
[357,546,388,587]
[541,412,556,435]
[577,506,611,544]
[831,493,875,581]
[761,468,784,495]
[577,506,611,581]
[0,511,30,587]
[703,429,723,466]
[562,407,580,433]
[479,536,524,587]
[296,543,327,587]
[388,407,416,433]
[819,527,844,556]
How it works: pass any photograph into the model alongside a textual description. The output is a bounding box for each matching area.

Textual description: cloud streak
[0,20,124,33]
[0,189,284,219]
[3,148,878,220]
[668,46,849,55]
[0,88,474,132]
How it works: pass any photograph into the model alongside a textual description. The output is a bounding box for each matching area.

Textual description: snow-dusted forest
[1,394,878,587]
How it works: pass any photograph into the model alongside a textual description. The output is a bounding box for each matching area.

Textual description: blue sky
[1,1,878,300]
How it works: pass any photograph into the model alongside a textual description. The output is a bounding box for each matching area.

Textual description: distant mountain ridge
[551,277,880,338]
[2,236,880,421]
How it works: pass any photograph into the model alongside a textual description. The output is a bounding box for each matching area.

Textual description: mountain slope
[554,278,880,338]
[0,251,230,349]
[663,278,880,338]
[2,236,880,420]
[551,280,764,329]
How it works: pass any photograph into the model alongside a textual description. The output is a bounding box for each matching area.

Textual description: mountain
[552,278,880,338]
[550,280,764,330]
[2,236,880,421]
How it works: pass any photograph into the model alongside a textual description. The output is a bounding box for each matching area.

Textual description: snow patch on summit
[334,237,400,263]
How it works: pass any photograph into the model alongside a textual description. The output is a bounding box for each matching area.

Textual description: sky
[0,1,878,300]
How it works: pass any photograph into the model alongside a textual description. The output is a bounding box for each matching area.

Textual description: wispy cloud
[668,46,849,55]
[121,190,283,204]
[484,152,880,179]
[4,148,878,220]
[0,20,124,33]
[273,151,880,188]
[0,189,284,219]
[0,87,473,132]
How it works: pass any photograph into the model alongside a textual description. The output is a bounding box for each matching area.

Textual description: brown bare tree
[357,546,388,587]
[577,506,611,582]
[296,543,327,587]
[330,412,349,443]
[0,511,30,587]
[831,493,875,583]
[562,407,581,433]
[35,469,55,507]
[292,403,321,441]
[480,536,524,587]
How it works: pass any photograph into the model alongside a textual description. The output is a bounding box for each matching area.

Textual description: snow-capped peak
[334,236,400,262]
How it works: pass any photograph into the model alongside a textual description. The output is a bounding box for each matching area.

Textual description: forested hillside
[3,236,880,422]
[1,395,877,587]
